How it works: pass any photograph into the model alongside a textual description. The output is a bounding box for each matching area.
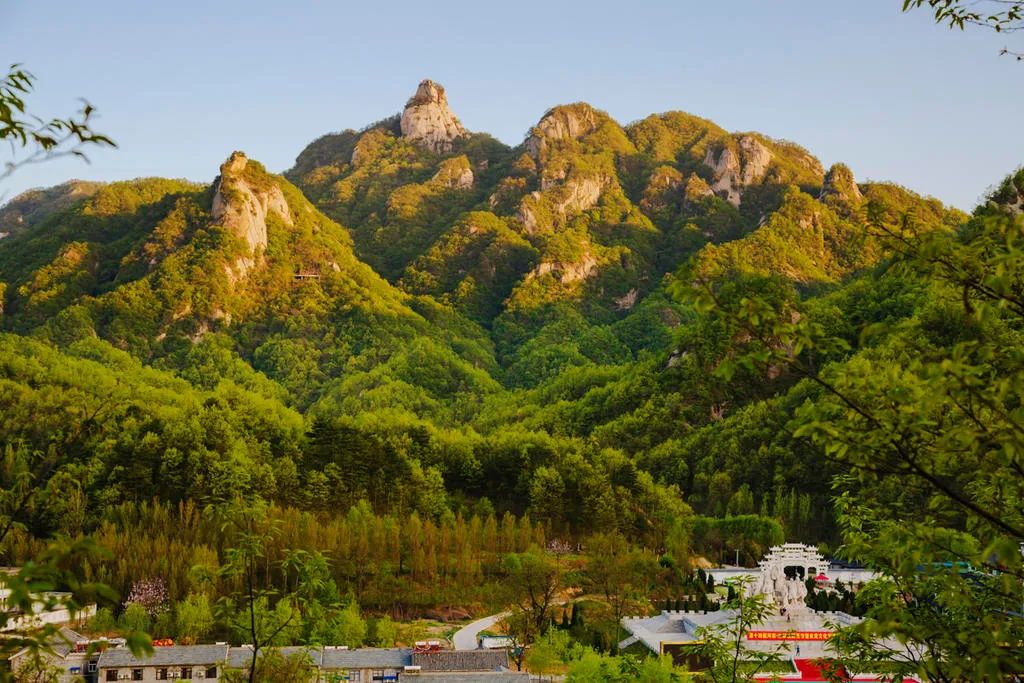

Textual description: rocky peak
[400,79,468,154]
[820,163,862,203]
[703,135,773,207]
[525,104,601,160]
[211,152,293,279]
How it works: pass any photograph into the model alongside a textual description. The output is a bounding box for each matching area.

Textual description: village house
[6,627,107,682]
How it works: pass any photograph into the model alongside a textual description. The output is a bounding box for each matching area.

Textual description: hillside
[0,79,970,548]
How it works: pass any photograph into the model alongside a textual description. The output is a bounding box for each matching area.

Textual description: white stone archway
[745,543,827,613]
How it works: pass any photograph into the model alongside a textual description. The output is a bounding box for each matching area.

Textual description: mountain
[0,78,971,543]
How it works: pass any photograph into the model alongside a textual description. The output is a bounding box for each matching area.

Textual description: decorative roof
[411,649,510,672]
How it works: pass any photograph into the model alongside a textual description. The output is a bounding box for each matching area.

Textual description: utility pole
[735,549,740,567]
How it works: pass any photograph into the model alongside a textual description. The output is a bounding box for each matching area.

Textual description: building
[1,567,97,633]
[97,644,227,681]
[621,544,914,682]
[319,647,409,682]
[82,645,524,683]
[406,650,526,681]
[6,627,109,683]
[227,645,323,674]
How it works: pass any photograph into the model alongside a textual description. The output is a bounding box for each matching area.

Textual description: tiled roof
[227,645,322,668]
[52,627,87,657]
[320,647,411,669]
[98,644,229,667]
[411,649,510,672]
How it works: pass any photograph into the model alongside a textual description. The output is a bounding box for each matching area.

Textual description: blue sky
[2,0,1021,210]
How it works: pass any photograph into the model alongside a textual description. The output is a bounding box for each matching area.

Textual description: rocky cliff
[400,80,468,154]
[211,152,293,278]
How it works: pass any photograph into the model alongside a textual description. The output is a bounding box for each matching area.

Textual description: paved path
[452,611,510,650]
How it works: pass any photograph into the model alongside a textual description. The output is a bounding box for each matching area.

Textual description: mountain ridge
[0,78,976,540]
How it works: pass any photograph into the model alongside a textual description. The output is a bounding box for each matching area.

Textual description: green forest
[2,66,1023,680]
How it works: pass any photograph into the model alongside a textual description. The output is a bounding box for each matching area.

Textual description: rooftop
[320,647,411,669]
[98,644,229,668]
[227,645,323,668]
[411,649,511,672]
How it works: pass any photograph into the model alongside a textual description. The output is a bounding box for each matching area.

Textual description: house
[226,645,322,672]
[7,627,103,683]
[404,650,527,681]
[319,647,410,682]
[96,644,228,681]
[39,644,525,683]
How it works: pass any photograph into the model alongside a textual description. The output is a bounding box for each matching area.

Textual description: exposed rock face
[739,136,772,186]
[683,173,714,206]
[615,288,638,310]
[517,175,609,234]
[531,251,599,284]
[703,135,773,207]
[555,175,606,216]
[432,156,474,189]
[400,80,467,154]
[211,152,293,278]
[641,166,684,214]
[820,163,862,203]
[525,104,600,160]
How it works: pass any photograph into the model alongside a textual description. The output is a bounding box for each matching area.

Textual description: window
[156,668,168,680]
[181,666,192,680]
[88,661,98,673]
[348,672,361,682]
[206,666,218,678]
[106,671,119,682]
[132,669,144,681]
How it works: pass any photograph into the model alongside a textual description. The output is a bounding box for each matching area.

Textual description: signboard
[746,630,831,641]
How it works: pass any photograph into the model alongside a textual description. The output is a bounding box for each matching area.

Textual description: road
[452,611,510,650]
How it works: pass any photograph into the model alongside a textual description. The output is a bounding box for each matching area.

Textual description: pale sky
[2,0,1021,210]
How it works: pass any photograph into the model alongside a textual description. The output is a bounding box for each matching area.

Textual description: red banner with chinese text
[746,631,832,641]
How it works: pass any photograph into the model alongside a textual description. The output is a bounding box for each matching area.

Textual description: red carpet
[794,659,827,680]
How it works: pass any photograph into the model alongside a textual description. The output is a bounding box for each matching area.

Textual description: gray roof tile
[411,650,510,672]
[320,647,411,669]
[98,644,228,667]
[227,646,322,668]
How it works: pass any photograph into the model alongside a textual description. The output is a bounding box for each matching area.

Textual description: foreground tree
[694,581,788,683]
[1,64,114,187]
[583,532,659,651]
[903,0,1023,58]
[215,500,300,683]
[500,547,564,669]
[222,649,316,683]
